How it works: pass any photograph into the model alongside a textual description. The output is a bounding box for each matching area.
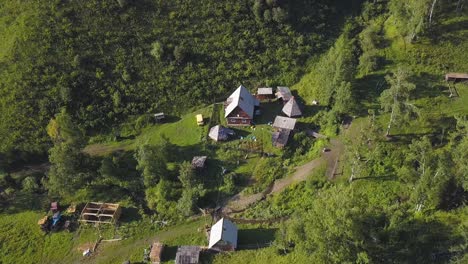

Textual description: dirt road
[222,139,344,214]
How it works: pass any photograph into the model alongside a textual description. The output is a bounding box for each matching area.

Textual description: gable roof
[272,116,297,130]
[208,218,238,249]
[225,85,259,118]
[209,125,235,141]
[257,87,273,95]
[275,86,292,101]
[282,97,302,117]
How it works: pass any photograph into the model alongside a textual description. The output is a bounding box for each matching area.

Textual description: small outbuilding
[208,218,238,252]
[196,114,204,126]
[256,87,274,100]
[272,116,297,131]
[272,129,291,148]
[154,113,165,122]
[282,96,302,117]
[275,86,293,102]
[445,73,468,82]
[191,156,207,169]
[79,202,121,224]
[209,125,235,142]
[149,242,164,264]
[175,246,201,264]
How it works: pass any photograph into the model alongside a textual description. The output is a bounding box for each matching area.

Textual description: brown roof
[150,242,164,263]
[445,73,468,81]
[272,129,291,148]
[175,246,200,264]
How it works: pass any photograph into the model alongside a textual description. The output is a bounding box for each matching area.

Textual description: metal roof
[257,87,273,95]
[208,218,238,249]
[272,116,297,130]
[225,85,259,118]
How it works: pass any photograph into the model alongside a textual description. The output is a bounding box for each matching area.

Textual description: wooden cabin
[154,113,165,122]
[191,156,207,169]
[445,73,468,82]
[256,87,274,100]
[275,86,293,103]
[225,85,259,126]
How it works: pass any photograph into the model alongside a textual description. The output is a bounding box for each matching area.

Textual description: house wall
[226,107,252,126]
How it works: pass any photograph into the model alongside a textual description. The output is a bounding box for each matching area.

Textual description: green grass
[0,211,77,264]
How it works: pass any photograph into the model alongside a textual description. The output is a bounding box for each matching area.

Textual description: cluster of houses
[149,218,238,264]
[207,85,302,148]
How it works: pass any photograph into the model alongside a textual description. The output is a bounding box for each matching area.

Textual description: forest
[0,0,467,263]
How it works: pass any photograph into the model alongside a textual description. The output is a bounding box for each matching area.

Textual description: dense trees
[0,0,339,161]
[379,68,417,136]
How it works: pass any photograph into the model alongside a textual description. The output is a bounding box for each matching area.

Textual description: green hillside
[1,1,467,264]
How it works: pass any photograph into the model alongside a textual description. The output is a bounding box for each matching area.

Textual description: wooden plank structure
[275,86,293,102]
[175,246,200,264]
[256,87,274,100]
[272,129,291,148]
[445,73,468,82]
[79,202,121,224]
[272,116,297,131]
[150,242,164,264]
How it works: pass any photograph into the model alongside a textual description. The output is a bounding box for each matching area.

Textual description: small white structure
[208,218,238,251]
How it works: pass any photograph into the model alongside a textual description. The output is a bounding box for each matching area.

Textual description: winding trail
[222,138,344,214]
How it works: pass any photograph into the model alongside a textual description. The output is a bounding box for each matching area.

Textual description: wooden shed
[445,73,468,82]
[154,113,165,122]
[175,246,200,264]
[225,85,260,126]
[256,87,274,100]
[272,129,291,148]
[150,242,164,264]
[272,116,297,131]
[275,86,293,102]
[79,202,121,224]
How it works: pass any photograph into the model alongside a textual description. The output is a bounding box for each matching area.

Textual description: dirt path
[222,139,344,214]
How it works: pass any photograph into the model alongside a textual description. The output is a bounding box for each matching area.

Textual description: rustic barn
[225,85,260,126]
[282,96,302,117]
[208,218,238,252]
[272,129,291,148]
[208,125,235,141]
[256,87,274,100]
[445,73,468,82]
[275,86,292,102]
[272,116,297,131]
[150,242,164,264]
[175,246,201,264]
[79,202,121,224]
[191,156,207,169]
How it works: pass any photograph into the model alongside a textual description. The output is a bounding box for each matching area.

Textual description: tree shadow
[119,207,143,223]
[371,218,464,263]
[410,73,444,99]
[429,17,468,46]
[354,72,387,114]
[238,228,277,246]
